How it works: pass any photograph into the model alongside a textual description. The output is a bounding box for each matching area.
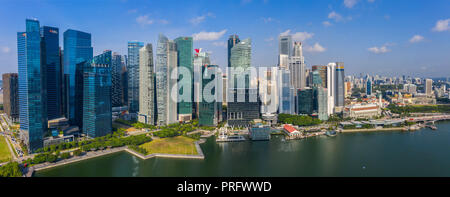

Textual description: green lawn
[139,136,198,155]
[0,135,12,162]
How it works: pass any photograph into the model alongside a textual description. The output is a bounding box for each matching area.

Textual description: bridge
[405,115,450,123]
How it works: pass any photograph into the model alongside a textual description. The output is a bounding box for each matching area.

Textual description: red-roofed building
[283,124,301,137]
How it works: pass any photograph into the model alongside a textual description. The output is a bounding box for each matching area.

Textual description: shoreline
[29,138,207,176]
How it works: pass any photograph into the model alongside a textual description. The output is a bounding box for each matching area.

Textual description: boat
[325,131,337,137]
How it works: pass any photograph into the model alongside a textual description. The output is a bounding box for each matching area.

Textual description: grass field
[139,136,198,155]
[0,135,12,162]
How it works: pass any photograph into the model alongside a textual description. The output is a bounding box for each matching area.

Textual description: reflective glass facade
[174,37,193,117]
[127,41,144,114]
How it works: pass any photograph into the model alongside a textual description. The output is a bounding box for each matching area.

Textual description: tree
[0,162,22,177]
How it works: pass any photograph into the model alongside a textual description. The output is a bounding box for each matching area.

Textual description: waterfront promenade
[125,138,206,160]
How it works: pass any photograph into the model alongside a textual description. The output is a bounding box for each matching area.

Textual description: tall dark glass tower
[227,35,240,68]
[64,29,93,126]
[82,51,112,138]
[41,26,61,120]
[174,37,194,121]
[335,62,345,107]
[111,53,124,107]
[127,41,144,115]
[17,19,47,152]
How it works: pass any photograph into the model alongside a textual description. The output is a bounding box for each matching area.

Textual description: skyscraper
[193,49,211,119]
[199,65,222,126]
[18,19,47,152]
[227,35,240,68]
[426,79,433,96]
[111,53,124,107]
[64,29,93,125]
[290,42,306,90]
[138,44,156,125]
[312,65,327,88]
[278,35,292,69]
[297,88,314,115]
[156,34,178,125]
[41,26,61,120]
[82,51,112,138]
[326,63,336,115]
[227,38,260,127]
[366,78,373,96]
[127,41,144,115]
[278,68,295,114]
[2,73,19,122]
[174,37,193,121]
[335,62,345,108]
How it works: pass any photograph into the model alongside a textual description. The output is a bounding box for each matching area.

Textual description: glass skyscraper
[174,37,193,121]
[297,88,314,115]
[199,65,221,126]
[138,44,156,125]
[41,26,61,120]
[278,69,295,114]
[18,19,47,152]
[82,51,112,138]
[64,29,93,125]
[2,73,19,122]
[335,62,345,108]
[111,53,124,107]
[127,41,144,115]
[227,35,240,68]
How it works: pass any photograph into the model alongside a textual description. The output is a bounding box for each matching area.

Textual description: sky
[0,0,449,77]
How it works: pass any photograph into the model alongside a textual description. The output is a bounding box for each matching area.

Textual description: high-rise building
[156,34,178,125]
[174,37,193,121]
[278,35,292,69]
[366,78,373,96]
[138,44,156,125]
[41,26,61,120]
[425,79,433,96]
[227,38,260,127]
[227,35,240,68]
[127,41,144,115]
[63,29,93,125]
[312,65,327,88]
[260,68,278,115]
[199,65,222,126]
[18,19,47,152]
[193,49,211,119]
[335,62,345,108]
[111,53,124,107]
[289,42,306,90]
[121,65,128,107]
[278,68,295,114]
[82,51,112,138]
[326,63,336,115]
[2,73,19,122]
[315,87,328,121]
[297,88,314,115]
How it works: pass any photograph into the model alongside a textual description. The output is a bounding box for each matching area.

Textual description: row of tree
[0,162,22,177]
[278,114,322,126]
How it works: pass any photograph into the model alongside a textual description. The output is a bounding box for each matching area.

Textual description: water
[35,121,450,177]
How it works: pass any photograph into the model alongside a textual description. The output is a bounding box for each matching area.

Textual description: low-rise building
[249,124,271,141]
[283,124,301,137]
[343,104,381,119]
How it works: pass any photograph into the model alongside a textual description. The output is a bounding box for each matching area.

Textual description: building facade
[174,37,194,121]
[111,53,124,107]
[127,41,144,114]
[138,44,156,125]
[2,73,19,122]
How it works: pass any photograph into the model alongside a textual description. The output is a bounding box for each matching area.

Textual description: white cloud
[1,47,10,53]
[158,19,169,25]
[189,13,215,25]
[264,37,274,42]
[305,43,326,53]
[432,19,450,32]
[322,21,332,27]
[368,0,375,3]
[409,35,424,43]
[262,17,275,23]
[328,11,345,22]
[212,41,227,47]
[344,0,358,8]
[280,30,314,41]
[136,15,154,25]
[192,29,227,41]
[127,9,137,14]
[368,45,391,54]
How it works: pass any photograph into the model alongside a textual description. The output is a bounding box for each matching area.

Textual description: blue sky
[0,0,449,77]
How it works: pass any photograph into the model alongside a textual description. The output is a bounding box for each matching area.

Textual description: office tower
[345,81,352,98]
[64,29,93,125]
[227,38,260,127]
[2,73,19,122]
[138,44,156,125]
[222,74,227,106]
[127,41,144,115]
[60,48,67,118]
[18,19,47,152]
[366,78,372,96]
[199,65,222,126]
[174,37,193,121]
[312,70,323,86]
[278,68,295,114]
[260,68,278,115]
[297,88,314,115]
[156,34,178,125]
[315,87,328,121]
[193,49,211,119]
[425,79,433,96]
[326,63,336,115]
[111,53,124,107]
[312,65,327,88]
[82,51,112,138]
[289,42,306,90]
[335,62,345,108]
[121,65,128,107]
[227,35,240,68]
[41,26,61,120]
[305,68,312,87]
[278,35,292,69]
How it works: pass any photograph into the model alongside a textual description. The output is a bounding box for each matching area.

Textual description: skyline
[0,0,449,77]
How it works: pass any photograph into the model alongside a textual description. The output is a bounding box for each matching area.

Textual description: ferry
[325,131,337,137]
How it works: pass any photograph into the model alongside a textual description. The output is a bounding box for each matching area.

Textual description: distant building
[2,73,19,122]
[111,53,124,107]
[175,37,194,121]
[199,65,222,126]
[227,35,240,68]
[335,62,345,108]
[297,88,314,115]
[278,69,295,114]
[278,35,292,69]
[366,78,373,96]
[82,51,112,138]
[343,104,381,119]
[127,41,144,115]
[193,48,211,119]
[425,79,433,96]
